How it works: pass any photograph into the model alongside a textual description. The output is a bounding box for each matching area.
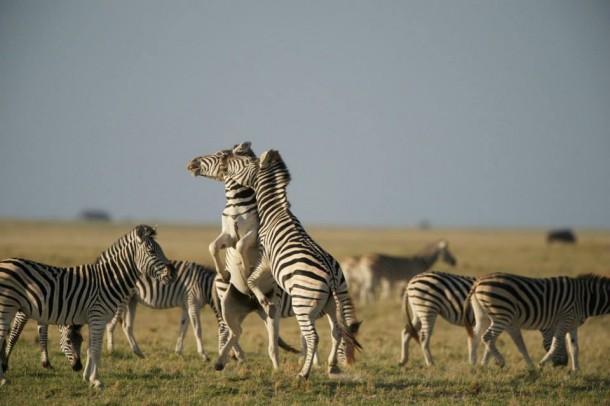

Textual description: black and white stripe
[465,273,610,370]
[191,148,362,379]
[401,271,566,367]
[0,225,174,388]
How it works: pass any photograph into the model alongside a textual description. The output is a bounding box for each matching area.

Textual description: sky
[1,1,609,229]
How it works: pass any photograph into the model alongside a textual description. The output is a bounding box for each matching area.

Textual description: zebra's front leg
[186,301,210,362]
[121,296,145,358]
[214,289,245,371]
[38,324,53,369]
[209,233,235,281]
[247,265,276,318]
[175,308,189,357]
[565,328,579,371]
[506,327,534,367]
[83,322,106,390]
[106,304,126,353]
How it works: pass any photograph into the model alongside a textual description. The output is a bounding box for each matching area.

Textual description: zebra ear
[260,150,279,168]
[438,240,447,249]
[233,141,251,153]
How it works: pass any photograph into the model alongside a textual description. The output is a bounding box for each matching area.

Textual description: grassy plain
[0,219,608,405]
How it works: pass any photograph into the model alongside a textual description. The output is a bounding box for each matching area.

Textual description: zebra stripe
[465,272,610,370]
[400,271,566,367]
[0,225,174,388]
[105,260,223,362]
[193,148,362,379]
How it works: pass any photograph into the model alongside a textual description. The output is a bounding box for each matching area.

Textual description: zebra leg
[541,327,568,367]
[380,278,391,300]
[209,232,234,280]
[121,296,145,358]
[0,314,16,385]
[481,322,506,367]
[264,312,280,370]
[214,288,246,371]
[467,294,490,366]
[419,314,437,367]
[186,300,210,362]
[106,305,125,354]
[38,324,53,369]
[566,328,579,371]
[247,264,276,318]
[235,228,257,275]
[399,313,420,366]
[83,321,105,390]
[175,307,189,356]
[506,327,534,367]
[300,334,320,367]
[325,311,342,375]
[539,323,571,369]
[3,312,29,372]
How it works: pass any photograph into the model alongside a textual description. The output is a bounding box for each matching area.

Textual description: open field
[0,219,608,405]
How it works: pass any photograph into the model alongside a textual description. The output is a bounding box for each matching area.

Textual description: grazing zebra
[189,148,362,379]
[104,260,225,362]
[355,240,457,303]
[400,271,567,367]
[2,314,83,372]
[0,225,174,388]
[465,273,610,370]
[339,255,362,293]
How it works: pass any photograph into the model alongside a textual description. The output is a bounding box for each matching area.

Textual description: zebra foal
[465,273,610,370]
[400,271,567,367]
[189,148,361,379]
[0,225,174,388]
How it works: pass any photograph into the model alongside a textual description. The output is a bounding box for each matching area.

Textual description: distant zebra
[2,314,83,372]
[0,225,174,388]
[400,271,567,367]
[189,148,362,379]
[355,240,457,303]
[547,229,577,244]
[465,273,610,370]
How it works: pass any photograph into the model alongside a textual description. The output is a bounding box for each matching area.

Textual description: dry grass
[0,220,609,405]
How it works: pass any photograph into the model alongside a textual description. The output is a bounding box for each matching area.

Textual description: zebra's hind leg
[175,308,189,356]
[539,323,572,370]
[186,302,210,362]
[3,312,29,372]
[121,296,145,358]
[0,311,18,385]
[481,322,506,367]
[214,287,247,371]
[38,324,53,369]
[399,314,420,366]
[295,309,321,379]
[324,309,342,375]
[419,314,437,367]
[506,327,534,367]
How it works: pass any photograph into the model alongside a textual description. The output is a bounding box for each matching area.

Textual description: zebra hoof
[91,380,105,390]
[42,361,54,370]
[2,363,8,373]
[72,360,83,372]
[328,365,340,375]
[0,377,10,386]
[213,361,225,371]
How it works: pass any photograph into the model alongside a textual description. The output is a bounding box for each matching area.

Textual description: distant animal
[400,271,567,367]
[547,229,576,244]
[0,225,174,389]
[465,273,610,370]
[189,147,362,379]
[347,240,457,303]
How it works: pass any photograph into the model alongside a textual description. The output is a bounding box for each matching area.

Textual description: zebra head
[187,143,260,187]
[187,141,256,181]
[59,325,83,371]
[436,239,457,266]
[134,225,175,284]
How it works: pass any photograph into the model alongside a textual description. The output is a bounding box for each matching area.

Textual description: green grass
[0,220,609,405]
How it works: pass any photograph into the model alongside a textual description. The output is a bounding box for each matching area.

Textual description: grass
[0,220,609,405]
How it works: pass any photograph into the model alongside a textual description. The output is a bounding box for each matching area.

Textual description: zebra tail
[332,289,363,365]
[463,281,477,339]
[402,289,420,344]
[278,337,300,354]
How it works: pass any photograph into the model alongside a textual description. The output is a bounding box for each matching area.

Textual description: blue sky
[1,1,609,228]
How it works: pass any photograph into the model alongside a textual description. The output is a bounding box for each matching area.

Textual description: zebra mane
[259,150,292,186]
[576,273,610,283]
[417,240,447,256]
[95,225,157,263]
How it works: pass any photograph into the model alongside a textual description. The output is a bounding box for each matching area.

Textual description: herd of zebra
[0,141,608,391]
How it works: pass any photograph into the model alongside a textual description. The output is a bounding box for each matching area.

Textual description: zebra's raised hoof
[213,361,225,371]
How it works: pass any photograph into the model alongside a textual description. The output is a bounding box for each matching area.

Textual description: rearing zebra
[400,271,567,367]
[189,148,362,379]
[465,272,610,370]
[0,225,174,388]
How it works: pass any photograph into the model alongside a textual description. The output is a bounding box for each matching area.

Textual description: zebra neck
[584,279,610,318]
[95,250,140,298]
[414,251,438,270]
[223,181,257,217]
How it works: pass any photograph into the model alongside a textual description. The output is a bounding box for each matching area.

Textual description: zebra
[400,271,567,367]
[0,225,174,389]
[464,273,610,370]
[104,260,225,362]
[354,239,457,303]
[189,141,302,370]
[2,313,83,372]
[188,148,362,379]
